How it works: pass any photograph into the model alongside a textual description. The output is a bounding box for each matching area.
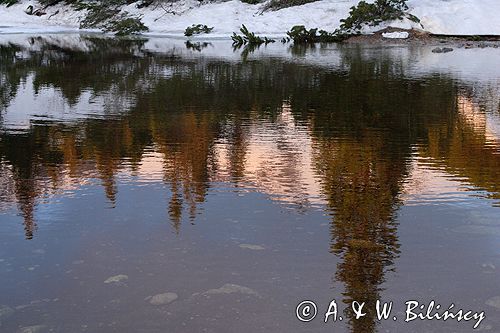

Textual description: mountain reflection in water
[1,35,500,333]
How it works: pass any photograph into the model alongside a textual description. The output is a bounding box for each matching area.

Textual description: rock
[24,5,45,16]
[104,274,128,284]
[239,244,265,250]
[203,284,260,297]
[432,47,454,53]
[146,292,178,306]
[17,325,46,333]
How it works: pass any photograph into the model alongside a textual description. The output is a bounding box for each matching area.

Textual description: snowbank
[408,0,500,35]
[1,0,500,37]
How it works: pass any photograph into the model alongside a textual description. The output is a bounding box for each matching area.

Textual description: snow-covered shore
[1,0,500,37]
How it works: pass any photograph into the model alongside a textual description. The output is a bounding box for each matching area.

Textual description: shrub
[231,25,275,47]
[241,0,263,4]
[286,25,350,43]
[79,4,120,29]
[185,41,211,51]
[340,0,418,32]
[136,0,154,8]
[76,1,148,35]
[184,24,214,37]
[283,0,419,44]
[105,17,149,36]
[0,0,18,6]
[262,0,318,11]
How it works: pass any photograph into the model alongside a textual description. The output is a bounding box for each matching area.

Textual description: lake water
[1,35,500,333]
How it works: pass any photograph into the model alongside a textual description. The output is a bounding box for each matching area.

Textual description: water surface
[1,35,500,333]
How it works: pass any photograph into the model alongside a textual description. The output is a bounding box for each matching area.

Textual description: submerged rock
[476,324,493,331]
[17,325,46,333]
[486,296,500,309]
[0,304,14,325]
[104,274,128,284]
[203,284,260,297]
[482,263,496,273]
[146,292,178,306]
[238,244,265,250]
[432,47,454,53]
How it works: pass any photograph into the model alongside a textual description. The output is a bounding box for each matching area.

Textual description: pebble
[203,284,260,297]
[238,244,265,250]
[146,292,178,306]
[17,325,46,333]
[104,274,128,284]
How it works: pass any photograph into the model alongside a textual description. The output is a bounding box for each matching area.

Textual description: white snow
[382,31,409,39]
[1,0,500,37]
[408,0,500,35]
[0,1,88,34]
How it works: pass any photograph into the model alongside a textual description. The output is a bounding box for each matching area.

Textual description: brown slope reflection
[1,37,500,332]
[306,56,415,332]
[418,92,500,204]
[313,132,405,332]
[305,50,498,331]
[153,111,217,230]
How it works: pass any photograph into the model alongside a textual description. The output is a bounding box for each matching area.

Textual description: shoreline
[2,26,499,51]
[3,0,500,39]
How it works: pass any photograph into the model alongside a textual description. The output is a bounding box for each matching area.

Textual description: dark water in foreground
[1,35,500,333]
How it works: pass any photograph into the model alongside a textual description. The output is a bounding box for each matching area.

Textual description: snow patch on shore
[382,31,409,39]
[408,0,500,35]
[1,0,500,37]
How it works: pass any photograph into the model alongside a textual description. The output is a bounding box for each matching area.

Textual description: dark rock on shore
[432,47,454,53]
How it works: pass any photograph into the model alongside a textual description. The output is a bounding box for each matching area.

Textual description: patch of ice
[382,31,409,39]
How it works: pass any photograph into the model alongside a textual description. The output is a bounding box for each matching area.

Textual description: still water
[1,35,500,333]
